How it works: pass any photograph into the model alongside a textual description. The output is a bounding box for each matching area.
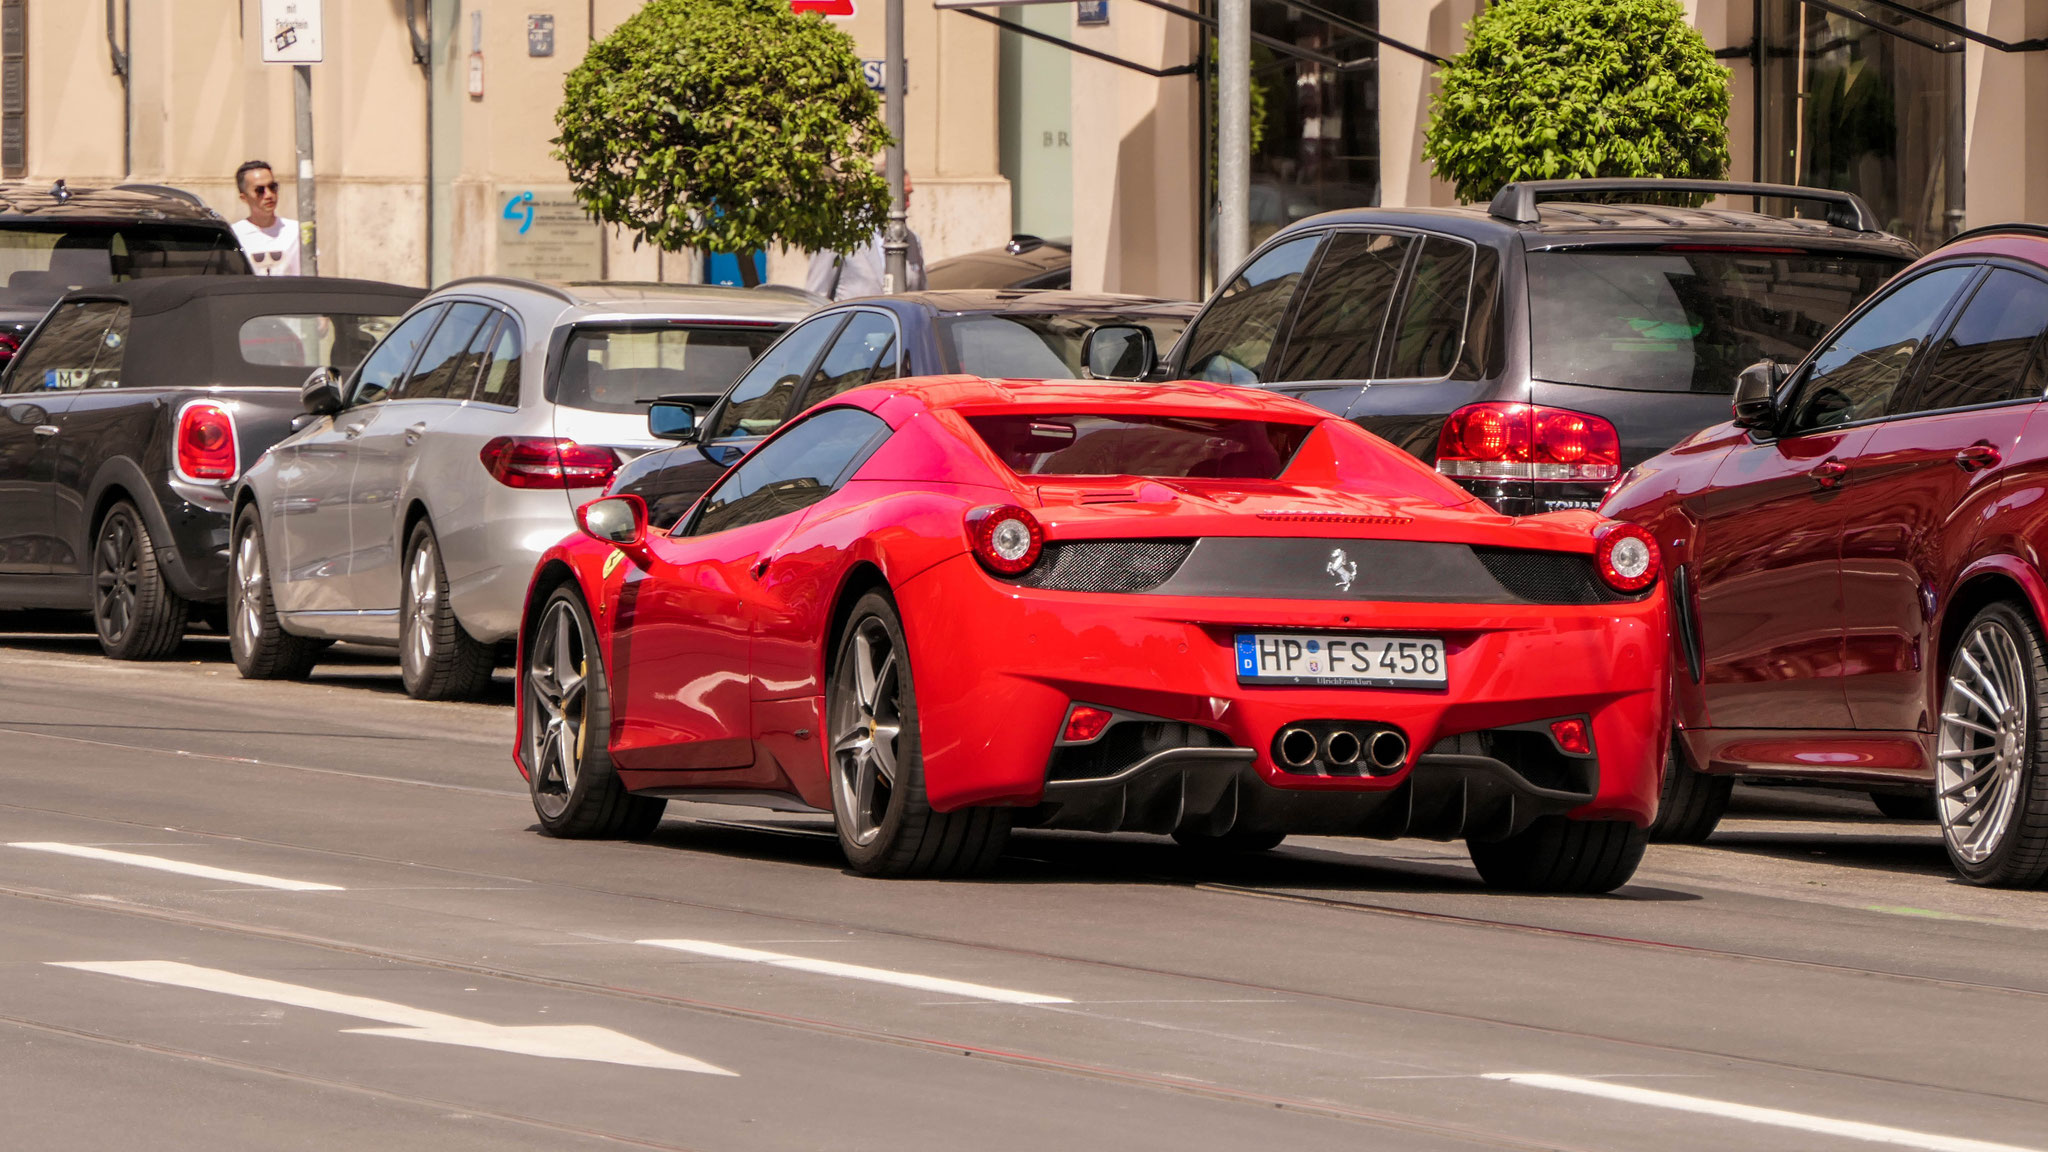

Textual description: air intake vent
[1472,548,1625,604]
[1013,540,1194,592]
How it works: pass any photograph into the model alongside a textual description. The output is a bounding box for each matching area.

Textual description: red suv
[1602,225,2048,886]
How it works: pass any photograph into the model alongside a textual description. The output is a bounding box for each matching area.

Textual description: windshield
[555,322,786,414]
[966,413,1311,479]
[941,311,1190,379]
[1525,248,1906,393]
[0,223,247,311]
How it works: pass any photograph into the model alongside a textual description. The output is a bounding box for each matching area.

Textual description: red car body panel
[1602,228,2048,785]
[517,377,1670,834]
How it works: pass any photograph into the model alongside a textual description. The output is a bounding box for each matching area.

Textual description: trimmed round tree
[553,0,890,285]
[1423,0,1730,204]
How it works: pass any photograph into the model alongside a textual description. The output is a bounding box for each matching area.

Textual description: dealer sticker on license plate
[1234,633,1447,688]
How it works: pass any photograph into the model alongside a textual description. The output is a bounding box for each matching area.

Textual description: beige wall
[1966,0,2048,228]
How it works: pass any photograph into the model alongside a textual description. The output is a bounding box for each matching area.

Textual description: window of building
[1,0,23,180]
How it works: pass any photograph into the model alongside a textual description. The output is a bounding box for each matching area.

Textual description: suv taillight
[479,437,619,490]
[175,401,239,482]
[1434,403,1620,484]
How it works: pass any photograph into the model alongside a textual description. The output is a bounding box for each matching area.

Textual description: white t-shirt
[804,230,926,301]
[233,216,302,276]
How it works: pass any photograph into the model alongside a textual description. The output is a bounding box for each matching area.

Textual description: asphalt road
[2,626,2045,1151]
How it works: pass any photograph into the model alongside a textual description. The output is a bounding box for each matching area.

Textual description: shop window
[2,0,23,179]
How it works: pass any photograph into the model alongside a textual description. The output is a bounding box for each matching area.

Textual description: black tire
[1172,827,1286,854]
[92,501,186,660]
[1870,791,1938,821]
[828,591,1010,877]
[1648,733,1732,843]
[1934,601,2048,886]
[1468,816,1648,894]
[524,584,665,838]
[228,508,323,680]
[399,520,495,701]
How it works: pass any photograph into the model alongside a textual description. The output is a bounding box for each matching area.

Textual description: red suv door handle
[1955,443,2002,473]
[1809,458,1848,488]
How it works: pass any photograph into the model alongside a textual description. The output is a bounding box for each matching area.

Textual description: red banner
[792,0,855,15]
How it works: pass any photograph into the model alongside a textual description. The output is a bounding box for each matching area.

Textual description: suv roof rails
[1488,179,1882,234]
[1939,222,2048,249]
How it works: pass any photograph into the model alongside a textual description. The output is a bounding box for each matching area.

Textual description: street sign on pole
[260,0,323,65]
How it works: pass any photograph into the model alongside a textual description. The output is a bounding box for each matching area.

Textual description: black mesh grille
[1472,548,1625,605]
[1014,540,1194,592]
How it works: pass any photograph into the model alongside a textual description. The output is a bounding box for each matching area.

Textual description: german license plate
[1234,633,1447,688]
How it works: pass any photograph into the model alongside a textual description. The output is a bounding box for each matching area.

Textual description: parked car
[0,276,420,656]
[925,235,1071,290]
[1601,223,2048,886]
[609,289,1196,526]
[1124,179,1917,515]
[227,279,815,699]
[0,181,250,366]
[517,376,1669,891]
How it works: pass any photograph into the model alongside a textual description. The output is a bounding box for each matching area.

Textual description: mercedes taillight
[479,437,620,490]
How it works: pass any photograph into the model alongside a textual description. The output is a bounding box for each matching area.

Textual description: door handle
[1955,442,2002,473]
[1808,457,1848,488]
[342,423,366,440]
[31,424,58,437]
[403,421,428,446]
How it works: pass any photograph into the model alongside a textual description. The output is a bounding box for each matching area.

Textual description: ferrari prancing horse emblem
[1326,548,1357,592]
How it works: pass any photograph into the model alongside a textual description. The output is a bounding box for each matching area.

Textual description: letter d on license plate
[1234,633,1447,688]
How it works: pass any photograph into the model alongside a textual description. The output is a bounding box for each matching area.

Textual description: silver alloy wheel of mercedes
[525,597,589,821]
[402,536,439,680]
[1938,617,2031,865]
[231,525,265,659]
[830,617,903,848]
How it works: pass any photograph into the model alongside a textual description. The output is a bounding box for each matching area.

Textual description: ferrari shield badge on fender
[603,549,624,580]
[1326,548,1357,592]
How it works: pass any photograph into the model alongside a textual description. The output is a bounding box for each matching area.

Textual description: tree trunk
[735,252,761,288]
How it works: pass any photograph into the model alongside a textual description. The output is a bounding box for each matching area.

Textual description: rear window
[555,323,785,414]
[941,312,1190,379]
[1526,248,1906,393]
[0,223,246,310]
[239,313,401,370]
[966,413,1312,479]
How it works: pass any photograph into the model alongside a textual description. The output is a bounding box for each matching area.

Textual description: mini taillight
[0,331,21,366]
[1594,522,1660,593]
[479,437,619,490]
[175,401,238,482]
[1435,403,1620,483]
[966,504,1043,575]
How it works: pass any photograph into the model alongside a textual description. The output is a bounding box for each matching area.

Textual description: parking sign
[259,0,323,64]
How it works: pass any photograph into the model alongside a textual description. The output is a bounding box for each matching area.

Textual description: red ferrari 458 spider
[514,377,1669,891]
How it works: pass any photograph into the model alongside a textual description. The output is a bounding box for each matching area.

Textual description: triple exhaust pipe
[1276,724,1407,774]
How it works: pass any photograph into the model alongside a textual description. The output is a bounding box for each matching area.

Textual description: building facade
[5,2,2045,298]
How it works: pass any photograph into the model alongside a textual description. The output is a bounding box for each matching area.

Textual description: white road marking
[1484,1072,2042,1152]
[638,939,1071,1005]
[50,961,733,1075]
[10,842,343,891]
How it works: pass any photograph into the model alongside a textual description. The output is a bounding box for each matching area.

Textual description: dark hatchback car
[1131,179,1918,514]
[610,289,1196,526]
[1602,224,2048,886]
[924,235,1072,291]
[0,277,422,657]
[0,181,249,363]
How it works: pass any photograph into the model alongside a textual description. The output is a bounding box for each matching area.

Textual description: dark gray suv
[1151,179,1920,514]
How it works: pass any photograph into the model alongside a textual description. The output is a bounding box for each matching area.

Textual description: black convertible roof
[74,274,423,317]
[0,181,230,226]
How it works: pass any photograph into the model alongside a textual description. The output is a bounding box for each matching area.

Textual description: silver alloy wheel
[403,536,439,677]
[526,598,590,820]
[1937,618,2032,865]
[830,617,903,848]
[231,526,265,658]
[94,513,140,643]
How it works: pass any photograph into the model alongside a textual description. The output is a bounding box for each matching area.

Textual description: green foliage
[1206,37,1270,186]
[553,0,891,266]
[1423,0,1730,203]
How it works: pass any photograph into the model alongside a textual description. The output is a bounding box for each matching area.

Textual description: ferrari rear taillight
[175,401,239,482]
[966,504,1043,575]
[479,437,619,490]
[1594,522,1660,594]
[1435,403,1620,483]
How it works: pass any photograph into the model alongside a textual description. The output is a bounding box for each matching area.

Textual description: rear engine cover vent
[1472,547,1626,604]
[1013,540,1194,592]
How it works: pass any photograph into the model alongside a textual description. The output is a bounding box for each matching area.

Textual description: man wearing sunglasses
[230,159,301,277]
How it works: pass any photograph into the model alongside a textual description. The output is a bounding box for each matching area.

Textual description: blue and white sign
[1076,1,1109,26]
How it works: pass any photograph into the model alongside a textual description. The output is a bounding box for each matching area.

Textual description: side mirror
[1082,324,1156,381]
[301,366,345,416]
[1731,359,1788,429]
[647,400,698,442]
[576,494,649,554]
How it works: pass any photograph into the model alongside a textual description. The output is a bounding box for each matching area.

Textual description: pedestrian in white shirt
[806,177,926,300]
[230,160,301,277]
